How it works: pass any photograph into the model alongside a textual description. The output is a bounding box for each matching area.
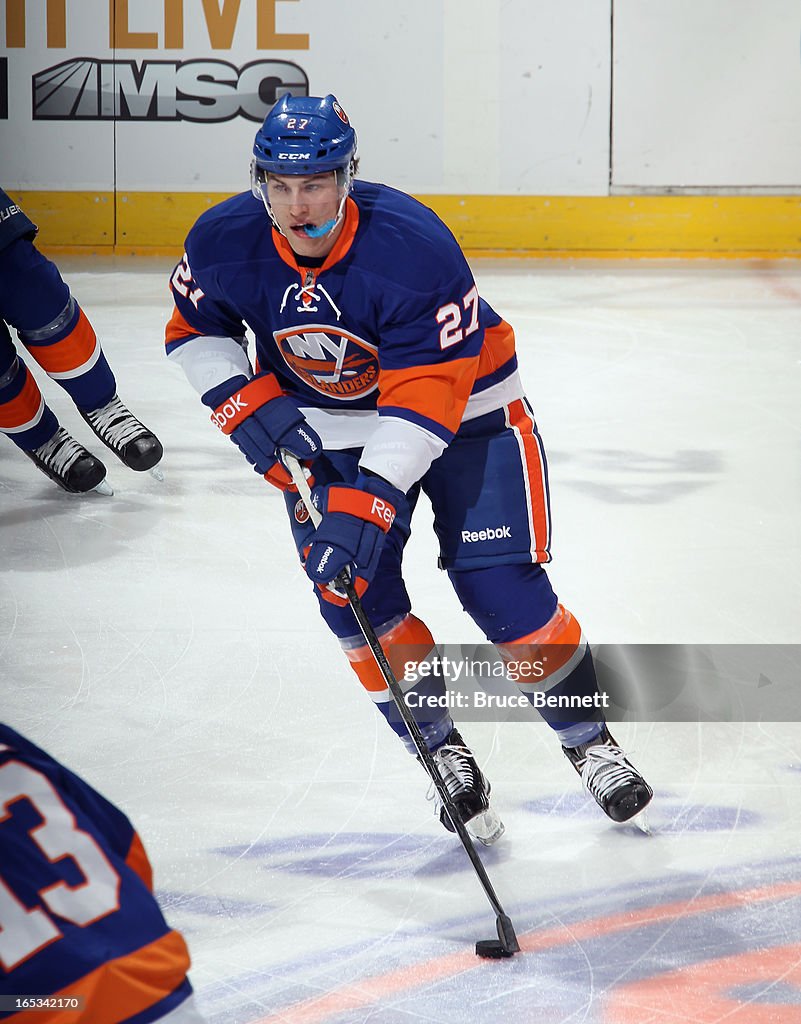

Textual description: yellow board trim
[9,191,801,258]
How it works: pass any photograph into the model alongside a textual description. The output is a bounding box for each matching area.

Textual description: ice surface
[2,257,800,1022]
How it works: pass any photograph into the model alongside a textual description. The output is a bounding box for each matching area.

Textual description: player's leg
[284,450,503,844]
[0,238,162,471]
[426,399,652,824]
[0,321,108,492]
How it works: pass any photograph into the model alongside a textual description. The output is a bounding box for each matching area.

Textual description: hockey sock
[341,612,453,753]
[0,343,59,450]
[20,298,116,411]
[495,604,605,748]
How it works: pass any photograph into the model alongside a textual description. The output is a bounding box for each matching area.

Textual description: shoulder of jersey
[351,181,467,284]
[0,724,42,766]
[186,190,272,271]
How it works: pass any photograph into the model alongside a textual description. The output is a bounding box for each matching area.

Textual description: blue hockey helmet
[251,93,357,177]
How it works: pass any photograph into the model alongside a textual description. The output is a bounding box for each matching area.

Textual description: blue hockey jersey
[165,181,523,488]
[0,725,193,1023]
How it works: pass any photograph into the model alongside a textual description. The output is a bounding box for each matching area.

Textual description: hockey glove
[203,372,321,489]
[304,472,404,605]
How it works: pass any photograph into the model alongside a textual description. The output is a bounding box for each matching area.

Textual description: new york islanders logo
[273,325,378,400]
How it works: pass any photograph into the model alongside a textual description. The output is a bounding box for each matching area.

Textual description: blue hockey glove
[304,472,405,605]
[204,372,322,489]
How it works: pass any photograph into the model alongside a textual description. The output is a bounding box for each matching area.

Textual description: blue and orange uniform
[165,180,601,751]
[0,189,116,451]
[0,724,203,1023]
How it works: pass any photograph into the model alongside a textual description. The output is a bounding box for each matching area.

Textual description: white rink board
[1,0,612,194]
[612,0,801,189]
[4,1,801,196]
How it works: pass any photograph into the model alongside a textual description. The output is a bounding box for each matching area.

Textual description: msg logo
[33,58,308,122]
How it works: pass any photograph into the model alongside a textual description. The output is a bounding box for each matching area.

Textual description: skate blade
[149,465,165,482]
[468,808,505,846]
[631,809,652,835]
[93,478,114,496]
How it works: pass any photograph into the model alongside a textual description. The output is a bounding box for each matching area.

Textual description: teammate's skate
[81,394,163,472]
[25,427,109,494]
[429,727,505,846]
[563,724,652,823]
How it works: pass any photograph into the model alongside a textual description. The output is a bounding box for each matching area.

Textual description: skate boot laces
[431,743,480,802]
[84,396,146,449]
[34,429,88,475]
[576,742,640,803]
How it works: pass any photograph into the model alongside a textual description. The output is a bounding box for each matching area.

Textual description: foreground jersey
[0,725,193,1023]
[165,181,524,485]
[0,189,37,255]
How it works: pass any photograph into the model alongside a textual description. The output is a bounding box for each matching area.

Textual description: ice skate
[563,724,652,824]
[25,427,111,494]
[81,395,163,473]
[429,727,505,846]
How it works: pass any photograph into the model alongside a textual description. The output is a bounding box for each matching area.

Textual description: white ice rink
[2,256,801,1022]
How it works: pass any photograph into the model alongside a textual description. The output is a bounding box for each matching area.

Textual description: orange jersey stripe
[506,398,550,558]
[165,305,204,346]
[476,319,516,382]
[29,308,98,375]
[4,930,192,1024]
[345,614,435,695]
[124,832,154,892]
[377,354,479,436]
[0,366,44,431]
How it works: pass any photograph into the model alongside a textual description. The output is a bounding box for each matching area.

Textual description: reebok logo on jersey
[461,525,512,543]
[371,497,395,530]
[211,394,247,430]
[315,545,335,575]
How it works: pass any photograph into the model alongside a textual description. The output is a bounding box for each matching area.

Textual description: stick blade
[475,913,521,959]
[475,939,515,959]
[496,912,520,953]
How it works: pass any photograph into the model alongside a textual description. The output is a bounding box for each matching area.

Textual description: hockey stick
[282,451,520,959]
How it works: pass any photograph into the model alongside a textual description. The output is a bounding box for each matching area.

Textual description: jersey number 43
[0,761,120,971]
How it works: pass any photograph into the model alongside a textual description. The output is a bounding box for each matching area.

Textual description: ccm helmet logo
[278,152,311,160]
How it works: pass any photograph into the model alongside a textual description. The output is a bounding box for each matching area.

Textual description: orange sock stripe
[507,398,550,559]
[29,308,99,376]
[0,367,45,432]
[4,930,191,1024]
[496,604,584,681]
[344,614,435,695]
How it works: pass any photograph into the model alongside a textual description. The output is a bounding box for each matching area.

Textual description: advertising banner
[1,0,612,195]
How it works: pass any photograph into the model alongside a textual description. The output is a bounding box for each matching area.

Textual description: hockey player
[0,723,206,1022]
[0,188,163,493]
[165,94,652,843]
